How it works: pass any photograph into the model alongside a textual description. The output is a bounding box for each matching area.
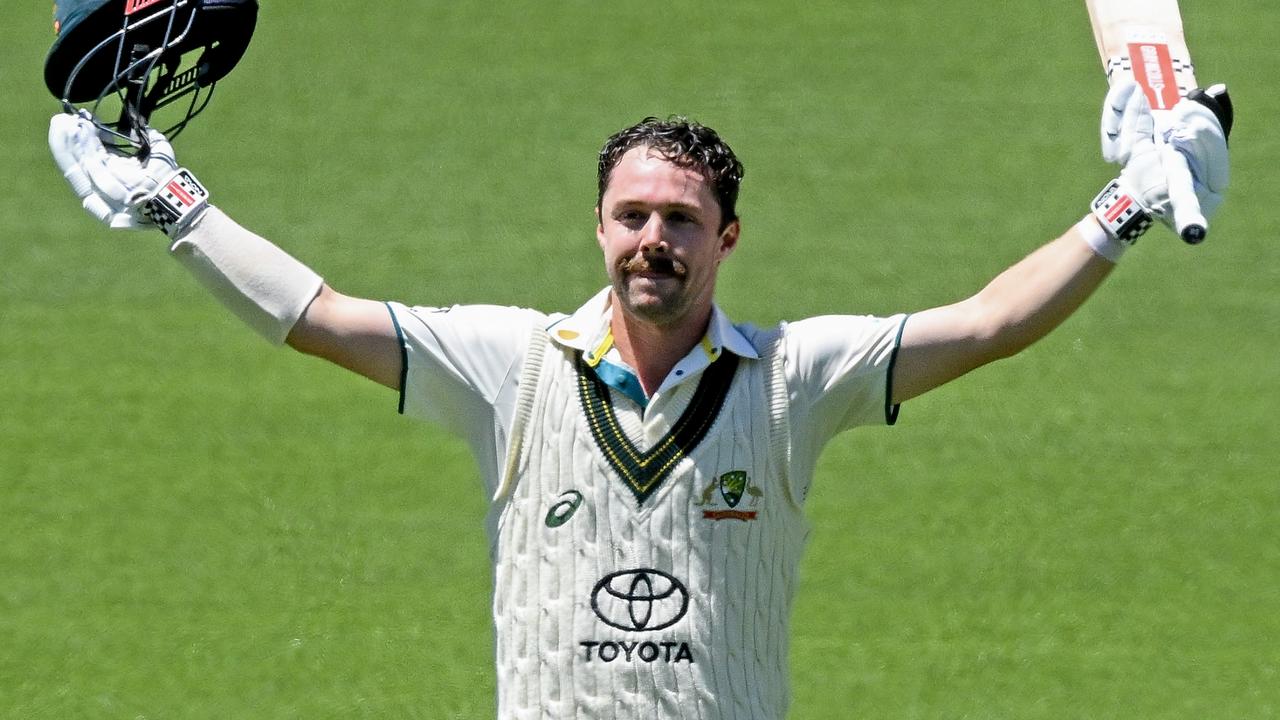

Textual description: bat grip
[1162,140,1207,245]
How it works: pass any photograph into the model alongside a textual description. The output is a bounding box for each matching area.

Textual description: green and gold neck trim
[576,351,740,506]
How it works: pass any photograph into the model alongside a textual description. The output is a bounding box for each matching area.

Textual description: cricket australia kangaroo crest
[695,469,764,521]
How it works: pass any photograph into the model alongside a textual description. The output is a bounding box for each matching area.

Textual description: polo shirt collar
[546,287,760,361]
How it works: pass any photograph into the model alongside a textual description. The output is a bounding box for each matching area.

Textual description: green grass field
[3,1,1278,717]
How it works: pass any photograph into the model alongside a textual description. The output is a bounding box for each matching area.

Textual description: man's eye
[668,212,695,224]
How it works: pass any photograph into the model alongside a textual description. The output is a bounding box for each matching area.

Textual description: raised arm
[49,112,403,389]
[891,81,1232,405]
[285,284,401,388]
[892,221,1113,404]
[175,208,403,388]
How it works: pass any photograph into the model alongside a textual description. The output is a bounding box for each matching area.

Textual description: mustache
[618,254,687,278]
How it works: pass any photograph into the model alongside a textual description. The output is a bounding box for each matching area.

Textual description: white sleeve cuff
[169,207,324,344]
[1076,214,1127,264]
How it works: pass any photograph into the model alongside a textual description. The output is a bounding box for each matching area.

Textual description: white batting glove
[1092,83,1165,242]
[49,111,210,239]
[1100,80,1154,165]
[1165,85,1231,221]
[1094,81,1231,244]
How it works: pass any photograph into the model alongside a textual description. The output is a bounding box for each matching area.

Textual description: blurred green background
[2,1,1277,717]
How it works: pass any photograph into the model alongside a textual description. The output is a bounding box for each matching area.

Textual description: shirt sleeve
[784,312,909,449]
[385,301,547,438]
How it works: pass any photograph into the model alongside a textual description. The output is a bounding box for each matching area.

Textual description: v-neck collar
[575,350,740,506]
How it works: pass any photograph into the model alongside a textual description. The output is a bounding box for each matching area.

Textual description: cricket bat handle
[1174,202,1208,245]
[1157,121,1207,244]
[1178,220,1207,244]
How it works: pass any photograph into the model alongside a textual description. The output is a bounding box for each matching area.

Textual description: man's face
[596,146,739,327]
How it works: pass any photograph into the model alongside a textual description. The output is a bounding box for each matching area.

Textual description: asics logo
[544,490,584,528]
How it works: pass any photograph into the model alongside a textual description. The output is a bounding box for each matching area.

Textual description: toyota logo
[590,569,689,632]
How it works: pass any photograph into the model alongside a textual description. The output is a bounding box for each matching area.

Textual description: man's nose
[639,214,668,252]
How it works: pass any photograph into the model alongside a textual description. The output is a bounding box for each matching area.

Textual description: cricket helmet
[45,0,258,148]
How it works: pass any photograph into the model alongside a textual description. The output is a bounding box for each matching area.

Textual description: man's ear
[595,205,606,249]
[718,219,741,260]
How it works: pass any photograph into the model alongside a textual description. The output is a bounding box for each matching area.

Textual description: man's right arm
[285,284,401,390]
[49,112,404,390]
[169,206,402,388]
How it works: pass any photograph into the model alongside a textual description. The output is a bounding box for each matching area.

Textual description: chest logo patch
[590,569,689,632]
[696,471,762,521]
[545,490,584,528]
[580,569,696,665]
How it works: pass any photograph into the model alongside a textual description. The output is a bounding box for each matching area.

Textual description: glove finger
[1173,93,1229,136]
[143,127,176,165]
[1168,103,1230,191]
[49,114,105,199]
[49,114,88,181]
[61,164,95,199]
[105,153,161,203]
[1170,132,1230,193]
[1101,81,1139,163]
[1160,142,1207,236]
[82,134,160,205]
[143,155,177,181]
[69,115,137,201]
[1120,87,1154,148]
[81,118,158,196]
[81,193,117,225]
[139,128,178,183]
[82,149,138,204]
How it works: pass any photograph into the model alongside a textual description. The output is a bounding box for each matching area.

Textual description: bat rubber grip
[1173,203,1207,244]
[1163,143,1207,246]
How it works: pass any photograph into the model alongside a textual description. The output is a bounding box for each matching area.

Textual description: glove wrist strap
[144,168,210,239]
[1091,179,1152,244]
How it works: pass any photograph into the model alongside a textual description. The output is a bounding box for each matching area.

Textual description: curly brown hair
[597,116,745,230]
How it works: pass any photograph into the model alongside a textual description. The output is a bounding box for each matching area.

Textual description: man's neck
[609,298,712,397]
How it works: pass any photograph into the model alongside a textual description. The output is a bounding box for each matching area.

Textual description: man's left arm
[891,82,1231,405]
[892,220,1113,404]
